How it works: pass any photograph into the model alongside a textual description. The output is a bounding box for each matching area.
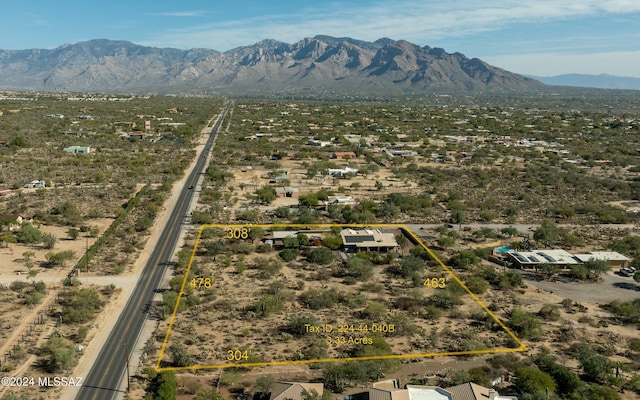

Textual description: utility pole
[125,337,130,392]
[84,236,89,272]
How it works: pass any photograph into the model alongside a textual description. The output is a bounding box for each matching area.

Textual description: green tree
[451,371,472,385]
[569,264,590,280]
[283,236,300,248]
[449,250,480,270]
[468,367,492,386]
[578,348,613,383]
[254,375,276,394]
[60,288,105,323]
[466,276,489,294]
[53,201,83,225]
[346,257,374,280]
[16,223,43,244]
[508,308,542,339]
[538,263,560,279]
[308,247,334,265]
[321,235,342,250]
[39,336,76,373]
[45,250,75,267]
[155,371,177,400]
[255,186,276,204]
[515,367,556,396]
[0,231,17,247]
[279,248,299,262]
[398,256,427,279]
[579,385,621,400]
[299,193,319,207]
[534,221,559,246]
[535,353,583,396]
[584,259,610,277]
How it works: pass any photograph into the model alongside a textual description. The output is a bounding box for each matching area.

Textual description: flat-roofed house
[506,249,631,270]
[340,229,398,252]
[506,249,580,269]
[573,251,630,269]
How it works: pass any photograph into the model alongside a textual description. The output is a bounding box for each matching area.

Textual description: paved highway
[76,101,231,400]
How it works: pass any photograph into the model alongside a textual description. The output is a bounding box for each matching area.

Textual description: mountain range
[0,36,546,95]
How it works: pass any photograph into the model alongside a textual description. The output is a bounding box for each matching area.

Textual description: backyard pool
[495,246,514,253]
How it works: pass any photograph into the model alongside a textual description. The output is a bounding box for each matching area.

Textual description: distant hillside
[0,36,544,95]
[528,74,640,90]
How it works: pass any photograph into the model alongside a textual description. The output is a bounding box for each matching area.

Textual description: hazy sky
[1,0,639,77]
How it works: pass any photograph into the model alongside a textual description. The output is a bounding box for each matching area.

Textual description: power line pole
[125,337,130,392]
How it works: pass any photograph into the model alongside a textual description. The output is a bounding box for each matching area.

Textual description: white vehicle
[620,268,633,277]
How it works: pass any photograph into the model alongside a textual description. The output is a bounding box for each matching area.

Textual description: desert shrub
[508,308,542,339]
[499,270,523,289]
[300,288,340,309]
[465,276,489,294]
[42,233,57,249]
[251,295,284,316]
[254,257,282,277]
[284,315,319,337]
[308,247,334,265]
[604,299,640,324]
[16,223,43,244]
[362,302,387,320]
[346,257,374,280]
[538,304,560,321]
[60,288,104,323]
[170,343,193,367]
[398,256,427,279]
[428,291,462,309]
[38,336,76,373]
[279,248,298,262]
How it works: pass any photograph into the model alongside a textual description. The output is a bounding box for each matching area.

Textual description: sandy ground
[58,109,223,400]
[0,221,112,355]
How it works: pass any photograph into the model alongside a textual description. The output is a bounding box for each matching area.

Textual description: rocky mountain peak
[0,37,544,94]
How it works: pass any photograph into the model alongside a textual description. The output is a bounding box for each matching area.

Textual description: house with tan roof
[445,382,517,400]
[269,382,324,400]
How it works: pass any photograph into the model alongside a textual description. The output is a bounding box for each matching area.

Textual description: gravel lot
[524,270,640,303]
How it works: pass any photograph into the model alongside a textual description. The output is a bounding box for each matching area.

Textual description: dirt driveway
[524,271,640,303]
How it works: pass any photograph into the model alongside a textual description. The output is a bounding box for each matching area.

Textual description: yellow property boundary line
[155,224,527,372]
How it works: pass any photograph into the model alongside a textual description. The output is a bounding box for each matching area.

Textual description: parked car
[620,268,633,277]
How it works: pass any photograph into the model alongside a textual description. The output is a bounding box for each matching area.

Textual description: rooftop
[340,229,398,248]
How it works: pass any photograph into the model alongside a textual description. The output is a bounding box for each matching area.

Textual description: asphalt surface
[75,101,230,400]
